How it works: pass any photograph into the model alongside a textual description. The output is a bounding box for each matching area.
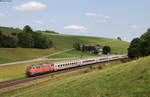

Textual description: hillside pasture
[1,56,149,97]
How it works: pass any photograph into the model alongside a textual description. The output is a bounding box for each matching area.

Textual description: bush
[83,68,91,73]
[98,65,102,69]
[103,46,111,54]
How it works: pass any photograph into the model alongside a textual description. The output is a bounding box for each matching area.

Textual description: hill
[0,26,21,35]
[1,56,149,97]
[0,26,129,64]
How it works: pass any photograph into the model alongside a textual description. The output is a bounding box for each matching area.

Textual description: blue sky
[0,0,150,41]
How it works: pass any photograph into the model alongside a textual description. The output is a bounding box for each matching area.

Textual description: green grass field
[0,34,129,64]
[0,48,57,64]
[46,34,129,54]
[0,33,129,82]
[46,34,129,58]
[1,56,149,97]
[48,50,100,58]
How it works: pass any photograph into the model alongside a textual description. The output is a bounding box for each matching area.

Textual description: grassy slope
[48,50,101,58]
[46,34,129,58]
[0,48,57,64]
[0,26,21,35]
[0,33,129,64]
[1,56,150,97]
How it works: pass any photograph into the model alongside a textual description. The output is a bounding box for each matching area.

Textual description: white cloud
[64,25,87,32]
[85,12,111,24]
[104,16,110,19]
[85,12,97,17]
[14,1,47,11]
[35,20,44,24]
[131,25,137,29]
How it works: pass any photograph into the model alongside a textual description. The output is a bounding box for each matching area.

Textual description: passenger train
[26,55,128,77]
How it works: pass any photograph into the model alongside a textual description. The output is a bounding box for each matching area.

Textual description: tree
[0,31,18,48]
[23,25,33,33]
[139,28,150,57]
[103,46,111,55]
[0,30,3,47]
[18,32,34,48]
[73,42,81,50]
[82,45,86,52]
[117,37,122,41]
[40,37,53,49]
[147,27,150,32]
[11,32,17,36]
[32,32,53,49]
[128,38,141,59]
[139,39,150,57]
[1,36,18,48]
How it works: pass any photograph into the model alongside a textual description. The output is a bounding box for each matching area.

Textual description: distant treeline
[0,25,54,49]
[128,28,150,59]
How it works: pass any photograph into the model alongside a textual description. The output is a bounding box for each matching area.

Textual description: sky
[0,0,150,41]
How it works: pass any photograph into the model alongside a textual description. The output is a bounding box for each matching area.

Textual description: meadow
[0,32,129,82]
[0,33,129,64]
[1,56,149,97]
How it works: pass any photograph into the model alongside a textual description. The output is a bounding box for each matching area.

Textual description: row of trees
[128,28,150,59]
[0,31,18,48]
[73,42,111,55]
[0,25,53,49]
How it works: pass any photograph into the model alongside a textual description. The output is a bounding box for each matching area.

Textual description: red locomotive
[26,55,127,77]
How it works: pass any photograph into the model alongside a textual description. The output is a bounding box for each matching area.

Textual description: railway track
[0,57,127,92]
